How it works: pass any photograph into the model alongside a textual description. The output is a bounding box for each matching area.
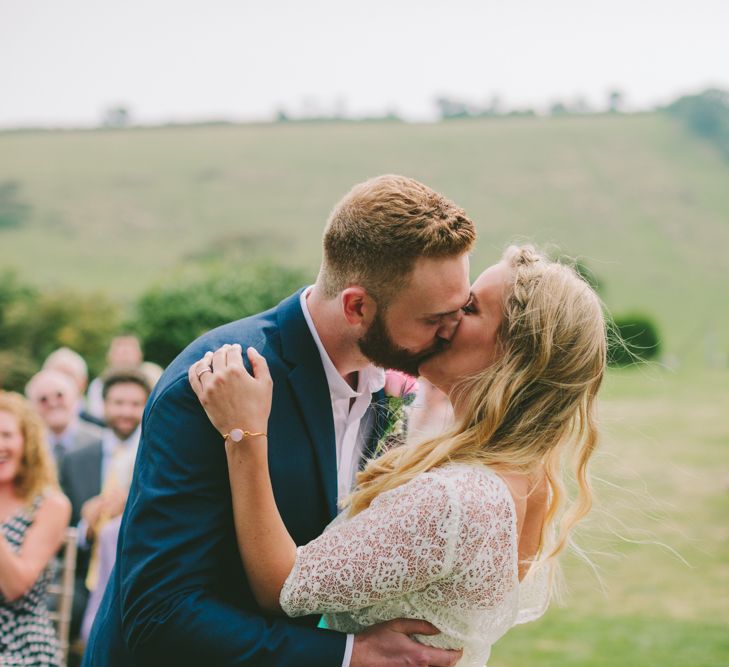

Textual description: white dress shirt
[77,425,141,549]
[300,288,385,505]
[99,425,141,490]
[300,288,385,667]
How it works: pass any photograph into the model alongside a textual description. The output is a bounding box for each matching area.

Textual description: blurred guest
[43,347,105,428]
[86,336,143,420]
[25,370,102,468]
[0,391,72,667]
[59,369,150,643]
[80,515,121,643]
[139,361,164,390]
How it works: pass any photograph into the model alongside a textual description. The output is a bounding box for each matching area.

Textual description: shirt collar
[299,287,385,401]
[102,425,141,457]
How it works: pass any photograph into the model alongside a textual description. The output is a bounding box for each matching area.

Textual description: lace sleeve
[279,473,460,617]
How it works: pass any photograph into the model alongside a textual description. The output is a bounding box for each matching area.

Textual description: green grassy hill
[1,113,728,365]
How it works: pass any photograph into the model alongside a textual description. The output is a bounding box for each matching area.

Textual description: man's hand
[351,619,462,667]
[101,486,127,519]
[81,495,104,539]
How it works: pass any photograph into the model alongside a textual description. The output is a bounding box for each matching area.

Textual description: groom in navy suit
[83,175,475,667]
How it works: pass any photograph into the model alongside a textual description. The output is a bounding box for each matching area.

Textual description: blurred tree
[573,96,592,114]
[435,96,470,120]
[483,95,502,117]
[0,181,31,229]
[0,270,37,351]
[24,291,121,375]
[0,351,39,394]
[505,109,536,118]
[666,89,729,157]
[102,105,132,128]
[608,89,624,113]
[0,270,121,391]
[130,261,310,367]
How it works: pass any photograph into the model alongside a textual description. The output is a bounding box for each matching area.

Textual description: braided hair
[347,245,607,567]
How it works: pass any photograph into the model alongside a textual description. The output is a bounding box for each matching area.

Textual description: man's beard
[358,310,448,376]
[109,420,139,442]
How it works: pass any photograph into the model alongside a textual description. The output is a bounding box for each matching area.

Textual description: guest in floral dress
[0,391,71,666]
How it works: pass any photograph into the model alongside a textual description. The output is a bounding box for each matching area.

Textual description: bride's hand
[188,344,272,440]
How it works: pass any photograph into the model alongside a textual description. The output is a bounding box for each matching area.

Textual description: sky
[1,0,728,127]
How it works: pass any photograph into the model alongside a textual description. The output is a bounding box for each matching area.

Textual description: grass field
[492,366,729,666]
[2,112,729,366]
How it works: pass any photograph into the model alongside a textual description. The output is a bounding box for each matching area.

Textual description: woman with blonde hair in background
[190,245,607,666]
[0,392,71,666]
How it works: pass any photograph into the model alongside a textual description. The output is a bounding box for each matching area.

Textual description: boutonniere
[374,370,419,457]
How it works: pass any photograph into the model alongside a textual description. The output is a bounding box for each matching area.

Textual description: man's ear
[341,287,376,326]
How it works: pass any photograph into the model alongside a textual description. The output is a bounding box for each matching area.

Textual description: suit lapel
[277,290,339,521]
[287,365,338,519]
[68,441,103,525]
[81,441,104,498]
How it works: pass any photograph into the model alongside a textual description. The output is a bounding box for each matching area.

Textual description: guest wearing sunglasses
[25,369,102,469]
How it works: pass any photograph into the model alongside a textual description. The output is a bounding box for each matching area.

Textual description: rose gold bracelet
[224,428,268,443]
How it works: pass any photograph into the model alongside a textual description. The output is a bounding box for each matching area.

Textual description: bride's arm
[189,344,295,612]
[190,344,465,620]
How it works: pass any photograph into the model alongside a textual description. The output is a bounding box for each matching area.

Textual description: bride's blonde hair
[346,245,607,562]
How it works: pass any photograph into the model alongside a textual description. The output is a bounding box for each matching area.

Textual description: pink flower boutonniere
[374,370,420,457]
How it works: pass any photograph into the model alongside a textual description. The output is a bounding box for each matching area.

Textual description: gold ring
[196,366,213,379]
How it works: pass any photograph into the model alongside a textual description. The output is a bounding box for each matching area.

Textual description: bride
[189,245,606,666]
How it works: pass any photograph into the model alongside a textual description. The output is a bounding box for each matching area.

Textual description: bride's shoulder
[409,463,516,517]
[437,462,514,494]
[368,464,514,514]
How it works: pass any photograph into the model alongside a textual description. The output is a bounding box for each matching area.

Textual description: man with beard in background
[60,369,150,656]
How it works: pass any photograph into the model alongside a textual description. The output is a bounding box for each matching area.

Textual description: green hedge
[0,270,121,391]
[608,314,661,366]
[130,261,311,367]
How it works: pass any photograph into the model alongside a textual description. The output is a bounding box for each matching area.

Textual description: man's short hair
[25,368,78,402]
[318,174,476,304]
[42,347,88,391]
[102,368,152,401]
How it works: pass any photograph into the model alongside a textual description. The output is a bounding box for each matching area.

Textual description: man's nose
[437,310,463,341]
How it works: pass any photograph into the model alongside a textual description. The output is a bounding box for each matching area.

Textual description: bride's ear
[341,287,376,327]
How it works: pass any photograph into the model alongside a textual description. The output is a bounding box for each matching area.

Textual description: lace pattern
[280,463,551,667]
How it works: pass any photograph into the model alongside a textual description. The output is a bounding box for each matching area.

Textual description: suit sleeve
[118,374,346,667]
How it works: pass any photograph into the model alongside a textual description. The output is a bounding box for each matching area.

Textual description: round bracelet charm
[228,428,245,443]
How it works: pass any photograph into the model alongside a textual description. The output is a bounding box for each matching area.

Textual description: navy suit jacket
[83,290,387,666]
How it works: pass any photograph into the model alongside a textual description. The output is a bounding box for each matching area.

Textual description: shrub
[0,181,31,230]
[665,89,729,158]
[608,314,661,366]
[0,270,121,391]
[130,261,311,367]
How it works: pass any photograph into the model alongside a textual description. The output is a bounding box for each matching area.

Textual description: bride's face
[418,260,511,394]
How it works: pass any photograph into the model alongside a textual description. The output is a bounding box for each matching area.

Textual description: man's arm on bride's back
[116,372,346,666]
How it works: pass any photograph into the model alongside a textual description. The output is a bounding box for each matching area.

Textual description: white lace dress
[280,463,551,667]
